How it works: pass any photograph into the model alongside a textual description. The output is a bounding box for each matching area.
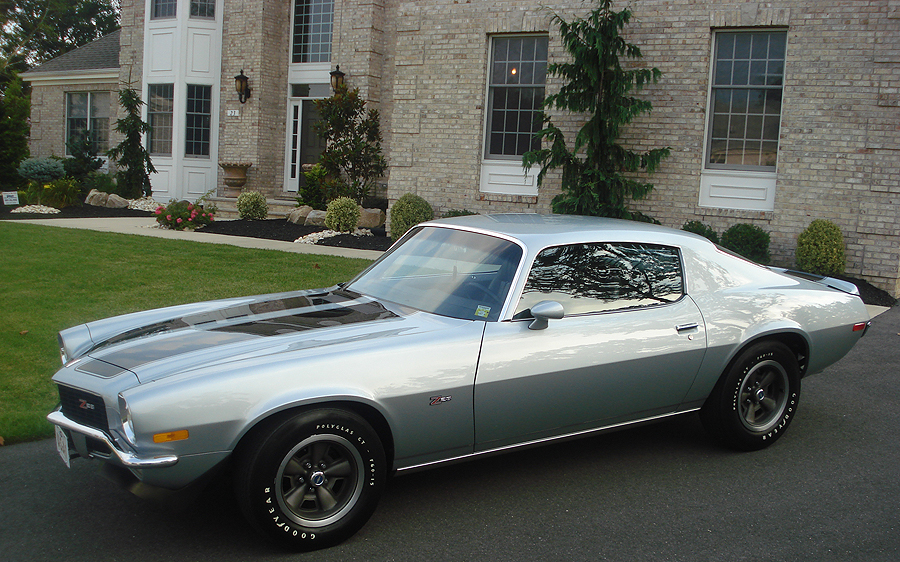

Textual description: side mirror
[528,300,565,330]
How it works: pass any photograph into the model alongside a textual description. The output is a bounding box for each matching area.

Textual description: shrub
[21,182,42,204]
[682,220,719,244]
[298,164,328,210]
[796,219,846,275]
[236,190,268,220]
[390,193,433,240]
[81,171,118,195]
[64,136,104,186]
[443,209,478,218]
[42,177,83,208]
[17,157,65,183]
[722,223,771,264]
[325,196,361,233]
[155,200,215,230]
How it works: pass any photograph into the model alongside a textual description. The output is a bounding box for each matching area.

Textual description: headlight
[118,394,135,445]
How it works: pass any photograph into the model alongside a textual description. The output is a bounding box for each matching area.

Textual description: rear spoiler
[769,268,860,296]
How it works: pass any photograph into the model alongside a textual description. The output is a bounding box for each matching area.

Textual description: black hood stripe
[85,289,399,374]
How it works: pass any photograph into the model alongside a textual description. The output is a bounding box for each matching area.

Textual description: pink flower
[154,208,162,215]
[177,218,183,224]
[167,215,172,220]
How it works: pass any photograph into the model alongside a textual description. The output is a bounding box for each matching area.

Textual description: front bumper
[48,408,178,469]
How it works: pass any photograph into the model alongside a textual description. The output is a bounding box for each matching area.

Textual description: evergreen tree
[523,0,670,221]
[0,73,30,189]
[313,84,387,204]
[107,87,155,198]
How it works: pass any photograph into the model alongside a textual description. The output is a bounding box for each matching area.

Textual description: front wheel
[700,341,800,451]
[234,409,386,551]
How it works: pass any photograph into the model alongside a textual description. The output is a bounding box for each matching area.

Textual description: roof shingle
[23,30,120,75]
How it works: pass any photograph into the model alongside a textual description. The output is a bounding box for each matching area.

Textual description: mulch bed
[0,204,155,220]
[2,204,894,306]
[0,204,394,252]
[200,219,393,251]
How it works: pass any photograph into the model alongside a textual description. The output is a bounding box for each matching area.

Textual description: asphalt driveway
[1,307,898,562]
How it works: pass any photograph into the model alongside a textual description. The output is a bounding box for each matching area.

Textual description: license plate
[55,425,71,468]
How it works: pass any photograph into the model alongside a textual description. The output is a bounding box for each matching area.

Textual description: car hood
[67,287,414,383]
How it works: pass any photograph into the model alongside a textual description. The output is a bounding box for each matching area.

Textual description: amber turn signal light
[153,430,189,443]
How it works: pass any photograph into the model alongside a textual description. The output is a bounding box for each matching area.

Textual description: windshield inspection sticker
[475,305,491,318]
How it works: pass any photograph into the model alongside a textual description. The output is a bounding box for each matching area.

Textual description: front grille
[58,385,109,432]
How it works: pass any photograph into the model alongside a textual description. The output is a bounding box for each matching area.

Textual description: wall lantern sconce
[330,65,346,91]
[234,69,251,103]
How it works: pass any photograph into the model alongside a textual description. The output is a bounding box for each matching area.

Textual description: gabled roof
[22,30,121,77]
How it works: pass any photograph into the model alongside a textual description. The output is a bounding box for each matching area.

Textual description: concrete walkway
[8,216,384,260]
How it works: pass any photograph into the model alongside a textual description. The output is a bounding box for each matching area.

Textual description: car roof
[422,213,709,250]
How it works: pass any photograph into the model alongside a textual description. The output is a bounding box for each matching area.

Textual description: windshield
[346,227,523,321]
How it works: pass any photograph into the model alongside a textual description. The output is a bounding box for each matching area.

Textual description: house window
[706,31,786,171]
[151,0,177,19]
[185,85,212,157]
[190,0,215,18]
[292,0,334,64]
[485,35,549,159]
[148,84,174,156]
[66,92,110,155]
[516,243,684,317]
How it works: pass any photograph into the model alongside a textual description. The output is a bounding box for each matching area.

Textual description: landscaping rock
[86,190,109,207]
[106,194,129,208]
[304,210,327,226]
[359,207,386,229]
[288,205,313,224]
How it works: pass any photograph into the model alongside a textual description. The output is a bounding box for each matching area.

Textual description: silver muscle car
[49,214,870,550]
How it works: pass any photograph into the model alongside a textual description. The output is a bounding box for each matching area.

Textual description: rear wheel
[700,341,800,451]
[234,409,386,550]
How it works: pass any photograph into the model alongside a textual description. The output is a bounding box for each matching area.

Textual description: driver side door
[473,242,707,450]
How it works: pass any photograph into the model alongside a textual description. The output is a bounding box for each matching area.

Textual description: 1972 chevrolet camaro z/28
[48,214,870,550]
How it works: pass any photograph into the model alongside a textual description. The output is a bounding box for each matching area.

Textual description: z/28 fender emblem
[429,395,451,406]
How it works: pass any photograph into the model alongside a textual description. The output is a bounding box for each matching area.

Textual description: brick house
[21,1,900,296]
[22,30,121,167]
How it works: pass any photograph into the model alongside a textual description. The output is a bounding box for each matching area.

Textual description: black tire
[234,408,386,551]
[700,341,801,451]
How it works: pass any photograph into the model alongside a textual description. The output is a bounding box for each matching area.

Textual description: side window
[516,243,684,316]
[190,0,216,18]
[485,35,549,160]
[292,0,334,64]
[151,0,177,19]
[185,84,212,157]
[147,84,174,156]
[706,31,786,171]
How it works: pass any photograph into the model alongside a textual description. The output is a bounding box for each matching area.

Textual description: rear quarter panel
[679,239,868,406]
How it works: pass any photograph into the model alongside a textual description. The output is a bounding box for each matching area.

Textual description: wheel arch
[730,331,810,377]
[231,400,396,472]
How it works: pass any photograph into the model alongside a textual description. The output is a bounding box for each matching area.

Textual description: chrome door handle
[675,323,699,333]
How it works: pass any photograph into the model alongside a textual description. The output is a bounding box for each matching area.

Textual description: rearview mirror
[528,300,565,330]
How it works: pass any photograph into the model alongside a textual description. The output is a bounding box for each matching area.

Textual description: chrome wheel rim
[738,359,789,433]
[275,434,364,527]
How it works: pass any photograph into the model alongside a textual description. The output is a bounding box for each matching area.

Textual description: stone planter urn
[219,162,252,197]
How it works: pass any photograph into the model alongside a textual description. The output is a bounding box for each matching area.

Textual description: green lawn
[0,222,372,445]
